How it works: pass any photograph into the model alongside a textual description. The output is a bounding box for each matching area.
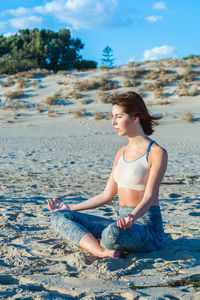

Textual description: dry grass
[189,87,199,96]
[56,80,64,85]
[94,112,113,120]
[144,68,170,80]
[48,109,59,117]
[44,96,56,105]
[98,92,114,104]
[175,84,199,97]
[94,112,105,120]
[175,84,188,97]
[4,90,24,99]
[2,78,15,87]
[127,62,135,68]
[121,68,146,79]
[2,100,28,110]
[74,77,119,92]
[122,80,139,87]
[146,101,154,107]
[183,111,194,122]
[156,100,170,105]
[72,109,87,118]
[36,107,43,114]
[15,68,52,79]
[31,83,42,89]
[154,89,166,99]
[182,74,196,83]
[142,83,154,92]
[80,98,91,105]
[17,78,28,89]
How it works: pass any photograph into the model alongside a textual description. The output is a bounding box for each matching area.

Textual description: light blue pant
[50,206,164,252]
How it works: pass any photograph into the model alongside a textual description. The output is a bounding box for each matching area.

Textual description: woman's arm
[117,145,168,228]
[70,174,117,211]
[131,145,168,220]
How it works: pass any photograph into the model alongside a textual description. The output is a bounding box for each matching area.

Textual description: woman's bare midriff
[118,188,159,207]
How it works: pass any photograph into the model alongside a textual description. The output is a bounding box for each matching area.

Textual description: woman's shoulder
[150,141,168,162]
[116,146,126,157]
[113,146,126,164]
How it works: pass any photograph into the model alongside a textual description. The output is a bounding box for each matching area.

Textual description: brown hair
[112,91,161,135]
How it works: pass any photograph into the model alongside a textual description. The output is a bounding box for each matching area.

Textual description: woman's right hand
[47,198,70,212]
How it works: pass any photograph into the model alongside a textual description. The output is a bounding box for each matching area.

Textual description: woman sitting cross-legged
[47,91,168,258]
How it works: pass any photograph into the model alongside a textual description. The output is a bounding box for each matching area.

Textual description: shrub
[36,107,42,114]
[189,87,199,96]
[72,109,87,118]
[74,59,97,70]
[98,78,119,91]
[105,112,113,120]
[98,92,113,104]
[56,80,64,85]
[154,90,166,99]
[4,90,24,99]
[122,68,146,79]
[127,62,135,68]
[0,55,38,75]
[94,112,105,120]
[99,65,109,70]
[146,101,154,107]
[2,100,28,110]
[175,85,189,97]
[2,78,15,87]
[17,78,28,89]
[157,100,170,105]
[44,96,56,105]
[80,98,91,104]
[74,78,118,92]
[31,83,42,89]
[183,111,193,122]
[123,80,139,87]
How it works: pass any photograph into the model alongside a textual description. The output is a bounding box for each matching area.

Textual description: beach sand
[0,61,200,299]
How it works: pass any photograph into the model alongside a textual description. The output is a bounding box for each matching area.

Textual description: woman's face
[112,105,135,136]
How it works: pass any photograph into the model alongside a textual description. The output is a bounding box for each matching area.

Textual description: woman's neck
[128,134,150,148]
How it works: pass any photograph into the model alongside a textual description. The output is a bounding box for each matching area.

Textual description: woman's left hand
[47,198,70,212]
[117,216,133,229]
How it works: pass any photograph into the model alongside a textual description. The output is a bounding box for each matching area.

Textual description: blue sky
[0,0,200,66]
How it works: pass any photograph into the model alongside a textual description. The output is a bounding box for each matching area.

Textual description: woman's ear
[132,116,140,123]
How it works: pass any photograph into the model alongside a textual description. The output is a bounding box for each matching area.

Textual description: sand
[0,61,200,299]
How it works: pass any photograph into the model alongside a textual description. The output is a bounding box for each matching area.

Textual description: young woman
[47,91,168,258]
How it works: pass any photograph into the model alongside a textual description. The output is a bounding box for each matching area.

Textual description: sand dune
[0,60,200,299]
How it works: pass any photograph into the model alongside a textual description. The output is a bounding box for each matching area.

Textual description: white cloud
[128,58,135,63]
[3,32,17,37]
[9,16,43,29]
[34,0,65,14]
[4,7,29,16]
[153,2,166,10]
[146,16,163,23]
[33,0,127,30]
[142,45,177,61]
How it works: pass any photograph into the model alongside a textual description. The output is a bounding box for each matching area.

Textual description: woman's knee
[50,210,71,226]
[101,223,121,249]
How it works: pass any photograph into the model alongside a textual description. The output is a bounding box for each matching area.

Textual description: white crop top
[113,141,155,191]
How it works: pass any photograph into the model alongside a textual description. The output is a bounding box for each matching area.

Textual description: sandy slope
[0,61,200,299]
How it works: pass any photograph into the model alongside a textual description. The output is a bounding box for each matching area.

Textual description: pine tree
[101,46,115,68]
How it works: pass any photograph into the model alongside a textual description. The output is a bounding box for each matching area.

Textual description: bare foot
[99,248,119,258]
[98,240,119,258]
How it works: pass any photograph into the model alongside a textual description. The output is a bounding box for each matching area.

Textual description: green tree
[101,46,115,68]
[0,28,96,74]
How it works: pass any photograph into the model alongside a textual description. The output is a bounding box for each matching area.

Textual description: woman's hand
[47,198,70,212]
[117,215,133,229]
